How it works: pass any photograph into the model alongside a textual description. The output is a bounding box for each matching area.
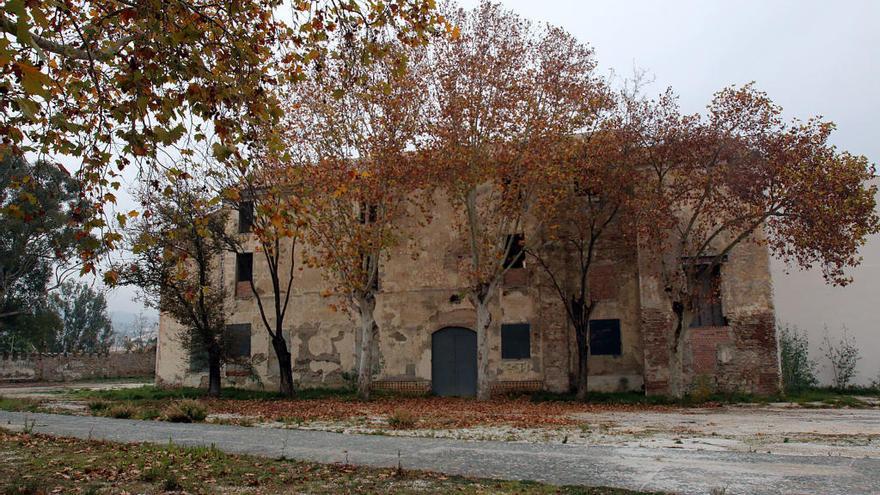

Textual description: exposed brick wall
[641,308,671,395]
[0,350,156,383]
[372,380,431,394]
[490,379,544,394]
[688,327,732,375]
[683,313,780,395]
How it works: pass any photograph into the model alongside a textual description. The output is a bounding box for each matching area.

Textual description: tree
[119,171,228,396]
[216,150,306,397]
[1,1,444,266]
[632,84,879,397]
[0,154,91,319]
[121,312,158,352]
[48,281,114,353]
[298,37,431,400]
[426,1,602,400]
[526,118,643,400]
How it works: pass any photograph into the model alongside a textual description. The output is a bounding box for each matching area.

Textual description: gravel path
[1,411,878,495]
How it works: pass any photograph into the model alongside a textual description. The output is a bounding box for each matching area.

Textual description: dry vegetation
[0,429,661,495]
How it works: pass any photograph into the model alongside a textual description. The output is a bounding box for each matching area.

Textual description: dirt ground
[3,380,878,460]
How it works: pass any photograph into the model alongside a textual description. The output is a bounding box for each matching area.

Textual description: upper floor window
[503,234,525,269]
[358,202,378,224]
[690,263,726,327]
[238,201,254,233]
[236,253,253,283]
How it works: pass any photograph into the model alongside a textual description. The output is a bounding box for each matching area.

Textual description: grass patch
[161,399,207,423]
[0,429,666,494]
[0,396,40,413]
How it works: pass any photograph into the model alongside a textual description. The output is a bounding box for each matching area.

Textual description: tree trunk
[668,301,686,399]
[356,293,377,401]
[272,335,295,397]
[207,346,222,398]
[574,322,589,401]
[474,294,492,401]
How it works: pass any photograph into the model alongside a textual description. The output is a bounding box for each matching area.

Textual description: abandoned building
[155,191,782,397]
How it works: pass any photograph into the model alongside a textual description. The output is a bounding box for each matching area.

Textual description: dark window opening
[503,234,525,269]
[238,201,254,233]
[236,253,253,283]
[690,263,726,327]
[590,319,622,356]
[189,344,209,372]
[501,323,531,359]
[358,202,378,224]
[225,323,251,359]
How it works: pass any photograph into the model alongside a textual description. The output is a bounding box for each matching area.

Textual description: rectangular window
[238,201,254,233]
[501,323,531,359]
[590,319,622,356]
[225,324,251,359]
[236,253,253,283]
[358,202,378,224]
[690,264,725,327]
[503,234,525,269]
[189,343,209,372]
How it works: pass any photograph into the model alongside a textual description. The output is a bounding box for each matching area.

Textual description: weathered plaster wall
[0,351,155,383]
[157,188,777,396]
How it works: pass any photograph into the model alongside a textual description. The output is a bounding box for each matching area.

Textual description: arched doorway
[431,327,477,397]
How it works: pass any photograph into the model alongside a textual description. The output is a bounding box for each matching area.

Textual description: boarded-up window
[236,253,253,283]
[503,234,525,269]
[690,264,725,328]
[225,324,251,359]
[590,319,622,356]
[501,323,530,359]
[238,201,254,233]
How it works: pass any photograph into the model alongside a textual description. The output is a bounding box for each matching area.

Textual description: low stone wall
[0,350,156,383]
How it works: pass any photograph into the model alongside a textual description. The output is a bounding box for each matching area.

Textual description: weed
[161,474,182,492]
[162,400,207,423]
[138,408,162,421]
[2,477,43,495]
[87,399,111,414]
[387,409,416,429]
[106,404,136,419]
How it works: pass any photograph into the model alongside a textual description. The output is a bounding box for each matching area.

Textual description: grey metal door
[431,327,477,397]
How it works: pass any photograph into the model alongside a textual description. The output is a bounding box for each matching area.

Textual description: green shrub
[822,326,861,390]
[779,323,818,392]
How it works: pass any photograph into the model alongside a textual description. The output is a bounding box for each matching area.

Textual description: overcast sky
[108,1,880,380]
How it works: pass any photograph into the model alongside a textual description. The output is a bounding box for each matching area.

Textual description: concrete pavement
[1,411,877,495]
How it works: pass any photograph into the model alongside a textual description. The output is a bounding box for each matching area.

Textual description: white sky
[106,0,879,382]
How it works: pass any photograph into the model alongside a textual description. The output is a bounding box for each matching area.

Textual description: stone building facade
[156,192,781,397]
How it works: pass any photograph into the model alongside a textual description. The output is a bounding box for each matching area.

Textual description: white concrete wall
[771,178,880,386]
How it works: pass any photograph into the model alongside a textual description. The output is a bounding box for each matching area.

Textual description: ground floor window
[590,319,621,356]
[501,323,531,359]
